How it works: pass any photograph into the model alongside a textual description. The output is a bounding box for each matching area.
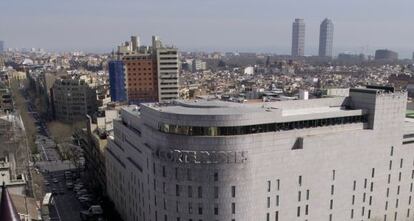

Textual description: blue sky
[1,0,414,57]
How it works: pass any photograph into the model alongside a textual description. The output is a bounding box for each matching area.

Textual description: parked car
[76,189,88,197]
[80,205,103,221]
[66,182,73,189]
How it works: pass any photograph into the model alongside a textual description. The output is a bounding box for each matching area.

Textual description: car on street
[76,189,88,197]
[74,186,84,192]
[66,182,73,189]
[80,205,103,221]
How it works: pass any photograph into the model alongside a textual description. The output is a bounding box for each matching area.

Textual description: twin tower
[292,18,334,57]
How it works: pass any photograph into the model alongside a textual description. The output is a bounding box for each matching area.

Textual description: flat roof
[138,97,354,118]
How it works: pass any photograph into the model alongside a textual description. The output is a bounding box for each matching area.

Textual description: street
[21,88,83,221]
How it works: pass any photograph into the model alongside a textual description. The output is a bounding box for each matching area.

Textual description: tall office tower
[131,36,140,52]
[106,85,413,221]
[152,35,162,50]
[291,18,305,57]
[318,18,334,57]
[152,36,179,102]
[0,41,4,53]
[108,60,127,102]
[123,54,158,103]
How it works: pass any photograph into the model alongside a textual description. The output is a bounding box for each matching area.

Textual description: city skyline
[2,0,414,58]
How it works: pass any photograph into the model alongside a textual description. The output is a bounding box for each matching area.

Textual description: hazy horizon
[2,0,414,58]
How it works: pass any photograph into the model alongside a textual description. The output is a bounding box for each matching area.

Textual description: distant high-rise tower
[131,36,140,52]
[319,18,334,57]
[0,41,4,54]
[291,18,305,57]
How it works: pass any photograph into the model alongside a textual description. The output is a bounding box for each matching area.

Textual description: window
[267,197,270,208]
[330,199,333,210]
[298,191,301,202]
[231,203,235,214]
[267,181,271,192]
[176,185,180,196]
[371,168,375,178]
[188,203,193,214]
[232,186,236,198]
[198,186,202,198]
[306,190,309,200]
[276,195,279,206]
[266,213,269,221]
[297,206,300,217]
[188,186,193,198]
[332,170,336,181]
[214,172,218,181]
[198,204,203,215]
[276,179,280,191]
[187,169,192,181]
[214,186,219,199]
[305,205,309,215]
[299,176,302,186]
[331,185,334,195]
[275,211,279,221]
[214,204,218,215]
[163,166,166,177]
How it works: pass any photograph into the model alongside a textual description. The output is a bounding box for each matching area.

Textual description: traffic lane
[53,171,82,221]
[55,189,82,221]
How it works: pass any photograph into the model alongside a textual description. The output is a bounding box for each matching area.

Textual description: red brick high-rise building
[123,54,158,103]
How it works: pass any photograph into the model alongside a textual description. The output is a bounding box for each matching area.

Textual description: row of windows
[128,68,152,71]
[159,115,367,136]
[129,83,154,87]
[128,77,153,81]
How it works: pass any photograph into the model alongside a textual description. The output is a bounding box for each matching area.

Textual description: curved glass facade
[159,115,367,136]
